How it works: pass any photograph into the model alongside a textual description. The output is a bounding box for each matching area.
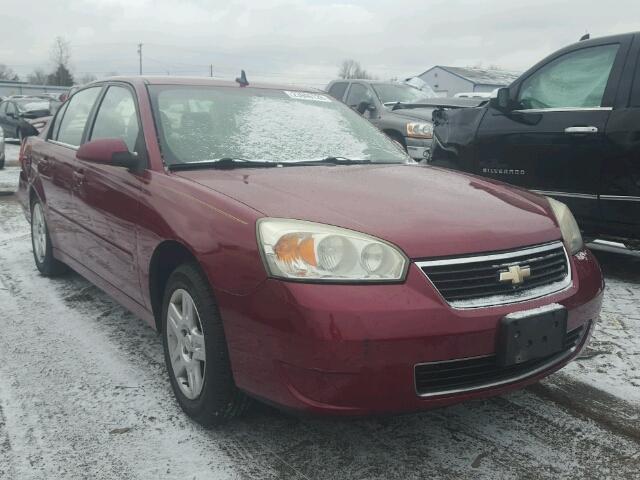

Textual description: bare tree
[47,36,74,86]
[27,68,48,85]
[50,36,71,69]
[0,64,19,81]
[338,59,374,79]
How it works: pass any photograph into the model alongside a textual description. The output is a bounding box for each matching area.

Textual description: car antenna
[236,70,249,87]
[579,32,590,41]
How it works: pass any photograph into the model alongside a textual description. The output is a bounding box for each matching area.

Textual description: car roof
[88,75,321,93]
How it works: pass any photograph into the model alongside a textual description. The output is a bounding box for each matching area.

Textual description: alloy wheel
[31,202,47,264]
[166,289,207,400]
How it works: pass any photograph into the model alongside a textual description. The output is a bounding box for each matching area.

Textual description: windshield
[149,86,409,165]
[372,84,436,104]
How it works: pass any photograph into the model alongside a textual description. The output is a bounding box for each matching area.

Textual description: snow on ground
[563,251,640,403]
[0,155,639,479]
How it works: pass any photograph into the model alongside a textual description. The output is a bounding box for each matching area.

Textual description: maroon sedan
[17,77,603,425]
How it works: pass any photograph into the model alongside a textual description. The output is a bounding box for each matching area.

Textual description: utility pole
[137,43,143,75]
[210,64,213,77]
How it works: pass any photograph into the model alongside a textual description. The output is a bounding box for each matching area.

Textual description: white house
[416,66,520,97]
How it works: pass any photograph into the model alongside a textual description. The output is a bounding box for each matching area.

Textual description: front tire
[30,199,67,276]
[162,263,249,425]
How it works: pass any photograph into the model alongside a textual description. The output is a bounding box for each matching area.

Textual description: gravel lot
[0,143,638,479]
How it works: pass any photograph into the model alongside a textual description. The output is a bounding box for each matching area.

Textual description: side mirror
[490,87,511,111]
[356,101,375,115]
[77,138,140,169]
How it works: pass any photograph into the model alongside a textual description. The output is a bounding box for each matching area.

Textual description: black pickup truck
[431,32,640,248]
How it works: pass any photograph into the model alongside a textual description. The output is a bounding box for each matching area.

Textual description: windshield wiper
[168,158,280,171]
[293,157,375,166]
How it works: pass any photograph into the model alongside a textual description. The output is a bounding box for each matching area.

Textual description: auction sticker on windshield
[284,91,331,102]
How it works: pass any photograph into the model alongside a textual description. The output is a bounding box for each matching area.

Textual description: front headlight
[547,198,583,255]
[406,122,433,139]
[257,218,408,282]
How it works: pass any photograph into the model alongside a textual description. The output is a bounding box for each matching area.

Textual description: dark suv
[326,80,436,161]
[431,32,640,248]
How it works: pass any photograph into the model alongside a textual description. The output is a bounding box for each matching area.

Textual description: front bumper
[218,248,603,416]
[406,137,432,162]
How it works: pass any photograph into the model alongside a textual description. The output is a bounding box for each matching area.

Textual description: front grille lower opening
[415,322,588,396]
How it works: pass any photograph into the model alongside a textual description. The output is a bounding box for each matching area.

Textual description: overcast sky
[1,0,639,87]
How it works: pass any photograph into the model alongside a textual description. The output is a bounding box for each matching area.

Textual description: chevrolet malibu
[17,77,604,425]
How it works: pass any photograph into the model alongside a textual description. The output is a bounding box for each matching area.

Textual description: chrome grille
[416,242,571,308]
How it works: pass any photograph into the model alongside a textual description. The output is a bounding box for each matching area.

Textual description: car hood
[390,107,435,122]
[175,164,561,258]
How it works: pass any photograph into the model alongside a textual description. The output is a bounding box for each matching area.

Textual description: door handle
[564,126,598,134]
[73,169,85,186]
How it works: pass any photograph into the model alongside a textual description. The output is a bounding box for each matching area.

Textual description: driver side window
[345,83,373,108]
[90,86,141,153]
[518,44,619,110]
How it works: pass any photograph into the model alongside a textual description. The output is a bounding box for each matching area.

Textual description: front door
[73,83,146,303]
[475,41,628,233]
[599,41,640,242]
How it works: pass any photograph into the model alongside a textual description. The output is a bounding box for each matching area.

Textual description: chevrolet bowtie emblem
[499,265,531,285]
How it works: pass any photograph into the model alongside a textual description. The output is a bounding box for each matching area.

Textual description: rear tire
[30,198,67,276]
[162,263,250,426]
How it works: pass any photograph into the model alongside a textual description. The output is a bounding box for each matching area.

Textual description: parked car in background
[0,126,5,169]
[326,79,438,161]
[0,97,52,140]
[453,92,493,99]
[28,115,52,134]
[431,32,640,249]
[18,76,603,425]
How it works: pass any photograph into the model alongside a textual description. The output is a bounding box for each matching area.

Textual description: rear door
[475,37,631,231]
[600,34,640,242]
[74,83,146,302]
[42,87,102,257]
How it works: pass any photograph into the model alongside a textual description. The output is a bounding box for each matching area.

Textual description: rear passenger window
[90,86,140,152]
[55,87,101,146]
[518,44,619,110]
[48,102,69,141]
[328,82,348,100]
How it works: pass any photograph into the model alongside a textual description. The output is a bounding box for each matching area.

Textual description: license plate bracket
[497,305,567,367]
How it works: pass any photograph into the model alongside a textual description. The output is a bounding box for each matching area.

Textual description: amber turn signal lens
[274,233,317,266]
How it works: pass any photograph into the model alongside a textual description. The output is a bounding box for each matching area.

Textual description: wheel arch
[382,129,407,149]
[148,239,206,332]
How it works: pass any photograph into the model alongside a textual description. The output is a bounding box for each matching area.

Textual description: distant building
[416,66,520,97]
[0,80,69,98]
